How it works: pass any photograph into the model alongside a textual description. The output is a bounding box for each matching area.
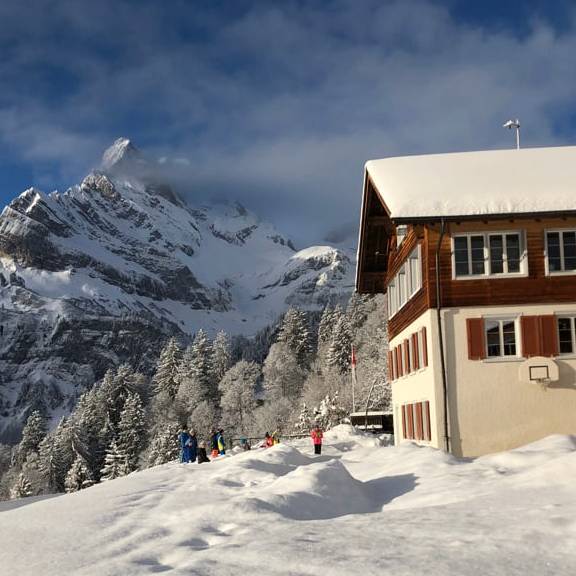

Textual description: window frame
[451,230,528,280]
[545,229,576,276]
[387,244,423,319]
[483,316,521,360]
[557,315,576,356]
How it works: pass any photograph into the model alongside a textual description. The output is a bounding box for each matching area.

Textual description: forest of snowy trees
[0,293,388,500]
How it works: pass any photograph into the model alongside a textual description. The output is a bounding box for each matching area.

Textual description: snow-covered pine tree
[37,434,60,493]
[277,307,312,366]
[295,403,312,434]
[219,361,260,435]
[117,392,145,472]
[152,337,183,400]
[51,418,75,492]
[100,440,129,481]
[99,364,142,426]
[313,392,347,430]
[326,314,352,374]
[346,293,374,330]
[147,424,179,467]
[211,330,232,390]
[317,305,336,360]
[64,454,94,493]
[10,472,32,499]
[189,401,218,445]
[263,341,306,400]
[18,410,47,465]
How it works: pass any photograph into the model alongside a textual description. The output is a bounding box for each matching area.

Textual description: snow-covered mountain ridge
[0,139,354,441]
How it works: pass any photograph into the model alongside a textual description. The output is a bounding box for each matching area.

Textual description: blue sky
[1,0,576,245]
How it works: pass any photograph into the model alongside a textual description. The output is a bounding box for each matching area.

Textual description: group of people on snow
[178,424,324,463]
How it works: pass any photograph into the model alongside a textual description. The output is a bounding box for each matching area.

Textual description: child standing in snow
[197,441,210,463]
[179,425,192,463]
[217,428,226,455]
[311,424,323,455]
[264,432,274,448]
[210,429,219,458]
[188,429,198,463]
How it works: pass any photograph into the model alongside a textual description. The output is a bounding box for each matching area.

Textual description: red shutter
[407,404,414,439]
[404,340,410,373]
[423,401,431,441]
[412,333,420,370]
[421,327,428,367]
[467,318,486,360]
[539,315,559,357]
[521,316,541,358]
[401,405,407,439]
[387,351,395,381]
[415,402,423,441]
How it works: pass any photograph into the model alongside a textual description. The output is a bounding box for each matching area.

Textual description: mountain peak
[101,138,144,172]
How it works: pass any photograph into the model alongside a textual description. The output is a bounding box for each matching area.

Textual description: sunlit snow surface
[2,426,576,575]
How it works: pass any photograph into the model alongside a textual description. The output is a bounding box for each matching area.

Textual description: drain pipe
[435,218,450,453]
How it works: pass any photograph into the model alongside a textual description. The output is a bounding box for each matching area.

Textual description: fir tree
[147,424,179,467]
[64,454,94,493]
[277,307,312,366]
[10,472,32,499]
[18,410,47,464]
[326,315,352,374]
[117,392,145,472]
[51,418,75,492]
[211,330,232,389]
[263,342,306,400]
[100,440,129,481]
[219,361,260,434]
[295,403,312,433]
[152,337,182,400]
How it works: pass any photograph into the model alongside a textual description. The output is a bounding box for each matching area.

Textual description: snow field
[1,426,576,575]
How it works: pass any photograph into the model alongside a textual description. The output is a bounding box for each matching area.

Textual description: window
[485,319,518,358]
[546,230,576,273]
[453,232,526,278]
[557,317,576,354]
[387,246,422,318]
[401,401,431,441]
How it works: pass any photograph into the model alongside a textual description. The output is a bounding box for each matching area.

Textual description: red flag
[351,345,357,367]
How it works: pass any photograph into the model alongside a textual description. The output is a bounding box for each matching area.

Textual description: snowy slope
[0,139,354,440]
[1,426,576,575]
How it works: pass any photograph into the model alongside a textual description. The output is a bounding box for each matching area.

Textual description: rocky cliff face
[0,139,354,441]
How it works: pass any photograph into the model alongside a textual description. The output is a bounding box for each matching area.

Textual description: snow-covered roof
[365,146,576,220]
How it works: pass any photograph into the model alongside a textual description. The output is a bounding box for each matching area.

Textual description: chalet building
[356,146,576,457]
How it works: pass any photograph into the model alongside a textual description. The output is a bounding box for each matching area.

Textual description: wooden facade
[357,175,576,340]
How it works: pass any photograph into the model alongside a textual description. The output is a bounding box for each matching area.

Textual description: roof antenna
[503,119,521,150]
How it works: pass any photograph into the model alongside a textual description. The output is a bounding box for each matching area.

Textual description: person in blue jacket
[179,425,192,463]
[188,429,198,463]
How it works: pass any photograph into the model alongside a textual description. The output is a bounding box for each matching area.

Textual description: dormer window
[452,231,527,278]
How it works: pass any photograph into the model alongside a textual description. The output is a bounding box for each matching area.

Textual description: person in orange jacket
[264,432,274,448]
[311,424,323,455]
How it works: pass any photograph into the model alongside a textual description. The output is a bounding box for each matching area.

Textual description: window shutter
[466,318,486,360]
[401,405,407,439]
[396,346,403,377]
[423,401,431,441]
[539,315,559,357]
[421,327,428,367]
[521,316,541,358]
[387,350,394,381]
[412,333,420,370]
[404,340,410,373]
[415,402,423,441]
[406,404,414,439]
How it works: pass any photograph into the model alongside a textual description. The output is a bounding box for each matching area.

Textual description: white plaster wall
[390,309,445,449]
[443,303,576,457]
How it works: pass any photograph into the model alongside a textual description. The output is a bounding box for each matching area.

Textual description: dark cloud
[1,1,576,245]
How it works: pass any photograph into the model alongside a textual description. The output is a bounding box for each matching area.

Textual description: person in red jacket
[311,424,323,455]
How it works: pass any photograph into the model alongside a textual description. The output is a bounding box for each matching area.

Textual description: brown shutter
[396,346,403,377]
[421,327,428,367]
[412,333,420,370]
[423,401,431,441]
[401,405,407,439]
[387,350,394,381]
[539,315,559,357]
[467,318,486,360]
[521,316,541,358]
[415,402,423,441]
[407,404,414,439]
[404,340,410,373]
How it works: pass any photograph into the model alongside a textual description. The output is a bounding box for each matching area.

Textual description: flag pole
[351,345,357,413]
